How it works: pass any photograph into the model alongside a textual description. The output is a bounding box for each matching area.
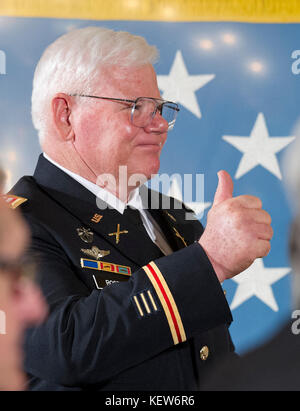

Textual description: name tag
[80,258,131,276]
[92,274,128,290]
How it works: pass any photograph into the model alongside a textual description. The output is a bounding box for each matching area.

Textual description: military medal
[77,227,94,243]
[81,258,131,276]
[81,246,110,260]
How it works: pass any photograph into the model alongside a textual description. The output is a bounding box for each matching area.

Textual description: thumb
[212,170,233,206]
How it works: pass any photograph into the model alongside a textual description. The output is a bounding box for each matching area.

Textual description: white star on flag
[167,178,211,218]
[223,112,295,179]
[157,50,215,118]
[230,258,291,311]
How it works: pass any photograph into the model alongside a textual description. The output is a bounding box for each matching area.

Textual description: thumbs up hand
[199,170,273,283]
[212,169,234,206]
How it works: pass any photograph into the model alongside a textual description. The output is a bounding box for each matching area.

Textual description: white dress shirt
[43,153,173,255]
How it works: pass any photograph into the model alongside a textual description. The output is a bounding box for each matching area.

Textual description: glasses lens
[132,98,156,128]
[0,257,37,282]
[132,98,178,129]
[161,103,178,130]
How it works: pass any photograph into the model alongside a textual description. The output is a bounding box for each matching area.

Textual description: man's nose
[144,111,169,134]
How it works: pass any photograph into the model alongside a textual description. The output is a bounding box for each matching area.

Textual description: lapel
[33,156,203,266]
[33,155,164,267]
[140,186,202,251]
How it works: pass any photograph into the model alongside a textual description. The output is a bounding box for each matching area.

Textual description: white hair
[31,26,159,143]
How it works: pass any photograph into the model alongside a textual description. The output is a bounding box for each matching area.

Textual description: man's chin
[144,162,161,181]
[130,159,160,182]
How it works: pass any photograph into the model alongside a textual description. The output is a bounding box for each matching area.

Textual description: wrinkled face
[0,201,47,391]
[71,64,169,187]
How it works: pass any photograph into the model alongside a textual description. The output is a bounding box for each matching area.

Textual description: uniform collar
[43,153,143,214]
[30,154,201,265]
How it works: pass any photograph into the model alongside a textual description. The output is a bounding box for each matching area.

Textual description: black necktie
[123,206,145,229]
[123,206,173,255]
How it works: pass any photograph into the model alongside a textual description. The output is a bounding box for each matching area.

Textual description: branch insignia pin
[77,227,94,243]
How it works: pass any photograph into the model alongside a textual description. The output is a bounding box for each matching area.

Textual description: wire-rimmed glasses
[70,94,180,130]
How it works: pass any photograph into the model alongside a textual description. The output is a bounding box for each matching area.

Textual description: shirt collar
[43,153,142,214]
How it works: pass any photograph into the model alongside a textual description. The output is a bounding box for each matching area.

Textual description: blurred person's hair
[289,217,300,309]
[0,168,6,192]
[283,118,300,309]
[31,26,159,145]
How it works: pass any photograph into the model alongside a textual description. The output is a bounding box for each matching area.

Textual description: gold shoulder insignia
[2,195,28,209]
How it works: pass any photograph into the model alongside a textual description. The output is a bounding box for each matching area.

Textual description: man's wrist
[198,238,228,283]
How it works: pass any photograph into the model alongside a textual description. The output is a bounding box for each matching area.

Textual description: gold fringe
[0,0,300,22]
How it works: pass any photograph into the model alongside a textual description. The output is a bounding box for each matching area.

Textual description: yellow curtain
[0,0,300,22]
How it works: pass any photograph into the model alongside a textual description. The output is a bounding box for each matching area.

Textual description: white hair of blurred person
[31,26,159,146]
[283,117,300,310]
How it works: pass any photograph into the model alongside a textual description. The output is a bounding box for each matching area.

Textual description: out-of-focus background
[0,0,300,353]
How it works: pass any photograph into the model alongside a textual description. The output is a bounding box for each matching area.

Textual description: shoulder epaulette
[2,194,28,209]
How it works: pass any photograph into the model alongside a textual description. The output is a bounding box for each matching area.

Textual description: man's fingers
[234,195,263,209]
[253,223,273,241]
[256,239,271,258]
[246,209,272,225]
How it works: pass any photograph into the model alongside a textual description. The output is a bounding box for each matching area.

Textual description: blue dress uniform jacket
[11,155,235,391]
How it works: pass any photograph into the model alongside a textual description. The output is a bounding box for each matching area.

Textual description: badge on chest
[91,273,128,290]
[80,257,132,290]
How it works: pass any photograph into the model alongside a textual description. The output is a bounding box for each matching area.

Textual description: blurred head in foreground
[0,173,47,390]
[283,119,300,310]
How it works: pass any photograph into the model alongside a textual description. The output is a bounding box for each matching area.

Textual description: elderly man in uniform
[11,27,273,390]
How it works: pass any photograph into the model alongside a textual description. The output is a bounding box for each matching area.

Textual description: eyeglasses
[70,95,180,130]
[0,256,37,282]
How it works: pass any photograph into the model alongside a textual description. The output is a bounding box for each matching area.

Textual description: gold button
[200,345,209,361]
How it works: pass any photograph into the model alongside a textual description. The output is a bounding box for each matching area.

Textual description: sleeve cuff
[142,242,233,344]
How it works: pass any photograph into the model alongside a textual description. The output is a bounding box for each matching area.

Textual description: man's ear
[51,93,75,141]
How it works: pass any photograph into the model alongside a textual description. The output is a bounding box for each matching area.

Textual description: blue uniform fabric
[201,321,300,391]
[12,154,235,391]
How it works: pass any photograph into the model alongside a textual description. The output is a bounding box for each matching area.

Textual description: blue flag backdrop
[0,1,300,353]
